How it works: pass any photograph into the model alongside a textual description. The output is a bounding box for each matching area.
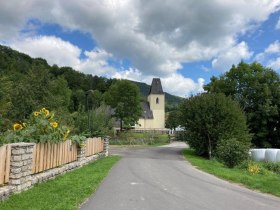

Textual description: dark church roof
[141,101,153,119]
[149,78,164,95]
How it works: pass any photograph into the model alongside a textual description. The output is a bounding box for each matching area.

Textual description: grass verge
[183,149,280,197]
[0,156,121,210]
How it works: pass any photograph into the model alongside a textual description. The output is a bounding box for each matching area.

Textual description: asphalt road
[80,142,280,210]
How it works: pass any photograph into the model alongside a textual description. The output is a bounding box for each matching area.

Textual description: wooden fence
[0,144,11,185]
[85,137,104,157]
[32,140,77,174]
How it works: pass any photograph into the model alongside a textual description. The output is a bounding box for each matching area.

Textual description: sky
[1,0,280,97]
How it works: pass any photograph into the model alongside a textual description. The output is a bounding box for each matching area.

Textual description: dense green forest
[0,45,182,132]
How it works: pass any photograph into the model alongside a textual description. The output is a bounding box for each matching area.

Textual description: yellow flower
[248,163,260,174]
[22,123,27,127]
[50,122,58,128]
[44,109,50,116]
[13,123,23,131]
[63,129,71,140]
[40,108,50,116]
[33,111,40,117]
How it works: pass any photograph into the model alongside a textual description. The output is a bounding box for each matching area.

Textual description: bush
[0,108,86,146]
[216,138,249,168]
[72,104,113,137]
[1,108,70,144]
[263,162,280,174]
[180,93,251,159]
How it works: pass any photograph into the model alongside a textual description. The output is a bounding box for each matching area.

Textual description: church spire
[149,78,164,94]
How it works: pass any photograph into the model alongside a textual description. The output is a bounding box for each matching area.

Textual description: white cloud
[264,40,280,54]
[9,35,118,76]
[267,57,280,70]
[76,49,116,75]
[10,36,81,67]
[111,68,204,97]
[268,57,280,69]
[1,0,280,76]
[212,42,253,71]
[255,40,280,71]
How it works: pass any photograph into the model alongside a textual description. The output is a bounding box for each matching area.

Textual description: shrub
[0,108,74,144]
[180,93,251,159]
[247,162,261,174]
[216,138,250,168]
[72,104,113,137]
[263,162,280,174]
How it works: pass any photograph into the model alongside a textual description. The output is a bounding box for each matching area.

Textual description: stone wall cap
[10,142,36,147]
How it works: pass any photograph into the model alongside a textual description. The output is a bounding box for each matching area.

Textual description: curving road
[80,142,280,210]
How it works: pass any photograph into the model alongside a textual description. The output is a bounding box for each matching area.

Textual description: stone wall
[0,138,109,201]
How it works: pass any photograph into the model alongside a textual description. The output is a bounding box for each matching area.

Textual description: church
[135,78,165,129]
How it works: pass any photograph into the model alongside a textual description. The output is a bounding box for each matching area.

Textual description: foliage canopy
[180,93,251,159]
[205,62,280,148]
[105,80,142,130]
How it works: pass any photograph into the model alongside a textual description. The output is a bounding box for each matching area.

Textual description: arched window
[156,97,159,104]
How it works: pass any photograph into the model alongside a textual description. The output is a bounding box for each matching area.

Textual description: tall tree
[205,62,280,148]
[105,80,142,131]
[180,93,251,159]
[166,110,180,130]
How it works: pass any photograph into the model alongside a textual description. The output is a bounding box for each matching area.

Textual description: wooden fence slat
[64,141,67,164]
[66,142,69,163]
[49,144,52,169]
[57,143,61,166]
[51,143,55,169]
[43,143,48,171]
[4,144,11,183]
[54,144,57,167]
[0,145,6,185]
[61,142,65,164]
[39,144,45,172]
[47,143,51,170]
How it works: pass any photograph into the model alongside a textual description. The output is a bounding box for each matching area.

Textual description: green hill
[0,44,182,130]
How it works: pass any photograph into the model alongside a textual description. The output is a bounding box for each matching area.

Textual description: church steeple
[149,78,164,95]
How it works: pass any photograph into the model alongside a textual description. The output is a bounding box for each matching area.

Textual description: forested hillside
[0,45,182,130]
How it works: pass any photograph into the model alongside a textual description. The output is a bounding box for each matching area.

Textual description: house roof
[140,101,153,119]
[149,78,164,95]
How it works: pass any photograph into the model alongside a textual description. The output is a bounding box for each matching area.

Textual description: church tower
[147,78,165,128]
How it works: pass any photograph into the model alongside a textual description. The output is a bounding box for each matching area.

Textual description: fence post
[9,143,35,192]
[104,136,109,157]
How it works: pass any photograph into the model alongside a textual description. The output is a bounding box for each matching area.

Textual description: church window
[156,97,159,104]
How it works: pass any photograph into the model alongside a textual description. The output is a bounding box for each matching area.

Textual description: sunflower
[33,111,40,117]
[50,122,58,128]
[44,109,50,116]
[13,123,23,131]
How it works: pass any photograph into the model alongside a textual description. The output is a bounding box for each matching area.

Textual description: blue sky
[1,1,280,96]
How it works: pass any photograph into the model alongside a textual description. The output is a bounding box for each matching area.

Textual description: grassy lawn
[183,149,280,197]
[0,156,120,210]
[110,132,169,146]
